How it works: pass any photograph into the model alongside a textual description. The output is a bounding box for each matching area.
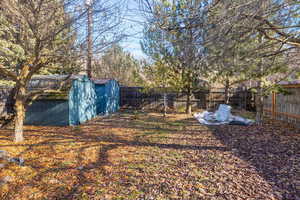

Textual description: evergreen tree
[207,0,297,123]
[0,0,80,142]
[141,0,209,114]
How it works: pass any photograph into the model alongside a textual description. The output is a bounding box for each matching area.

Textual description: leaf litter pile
[0,111,299,200]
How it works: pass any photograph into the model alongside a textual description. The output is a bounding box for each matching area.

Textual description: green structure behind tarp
[25,100,69,126]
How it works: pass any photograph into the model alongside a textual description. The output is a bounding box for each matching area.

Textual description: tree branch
[0,64,18,81]
[251,15,300,47]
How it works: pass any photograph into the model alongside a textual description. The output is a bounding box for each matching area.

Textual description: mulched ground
[0,111,299,200]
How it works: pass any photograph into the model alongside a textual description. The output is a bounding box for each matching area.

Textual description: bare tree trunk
[163,92,167,117]
[255,82,264,125]
[14,86,25,142]
[224,79,230,104]
[86,0,93,78]
[186,89,192,114]
[185,71,193,114]
[256,30,264,125]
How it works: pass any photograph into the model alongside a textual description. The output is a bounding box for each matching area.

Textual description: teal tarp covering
[69,76,97,125]
[95,80,120,115]
[24,76,117,126]
[95,85,106,114]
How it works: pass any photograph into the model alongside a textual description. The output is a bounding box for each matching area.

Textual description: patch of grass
[176,105,186,113]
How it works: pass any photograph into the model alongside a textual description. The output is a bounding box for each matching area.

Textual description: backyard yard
[0,110,299,200]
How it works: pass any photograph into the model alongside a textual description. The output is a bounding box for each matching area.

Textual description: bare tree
[75,0,129,62]
[93,44,141,86]
[86,0,94,78]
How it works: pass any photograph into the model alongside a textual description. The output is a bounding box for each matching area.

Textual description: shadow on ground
[0,111,227,199]
[0,111,299,199]
[207,120,300,200]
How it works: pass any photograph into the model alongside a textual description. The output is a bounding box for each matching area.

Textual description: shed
[93,79,120,115]
[25,75,97,126]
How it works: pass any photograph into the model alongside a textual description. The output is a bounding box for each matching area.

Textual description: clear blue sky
[76,0,147,60]
[119,0,147,60]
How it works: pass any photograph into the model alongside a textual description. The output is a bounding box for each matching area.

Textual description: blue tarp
[95,79,120,115]
[25,76,118,126]
[69,76,97,125]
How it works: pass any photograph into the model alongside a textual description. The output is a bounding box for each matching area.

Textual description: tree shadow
[0,111,230,199]
[207,122,300,199]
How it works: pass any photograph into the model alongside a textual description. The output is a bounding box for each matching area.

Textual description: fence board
[120,87,254,111]
[264,86,300,127]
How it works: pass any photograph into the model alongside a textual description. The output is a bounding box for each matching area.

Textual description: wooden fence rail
[1,86,256,117]
[264,85,300,127]
[120,87,255,111]
[2,84,300,127]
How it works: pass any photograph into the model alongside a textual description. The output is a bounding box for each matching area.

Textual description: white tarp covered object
[194,104,254,126]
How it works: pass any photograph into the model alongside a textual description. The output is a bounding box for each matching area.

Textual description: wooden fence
[0,86,255,117]
[264,84,300,127]
[2,83,300,126]
[120,87,255,111]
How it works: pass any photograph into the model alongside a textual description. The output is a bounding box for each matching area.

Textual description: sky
[70,0,147,60]
[119,0,147,60]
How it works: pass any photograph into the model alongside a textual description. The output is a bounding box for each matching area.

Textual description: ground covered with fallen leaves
[0,110,299,200]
